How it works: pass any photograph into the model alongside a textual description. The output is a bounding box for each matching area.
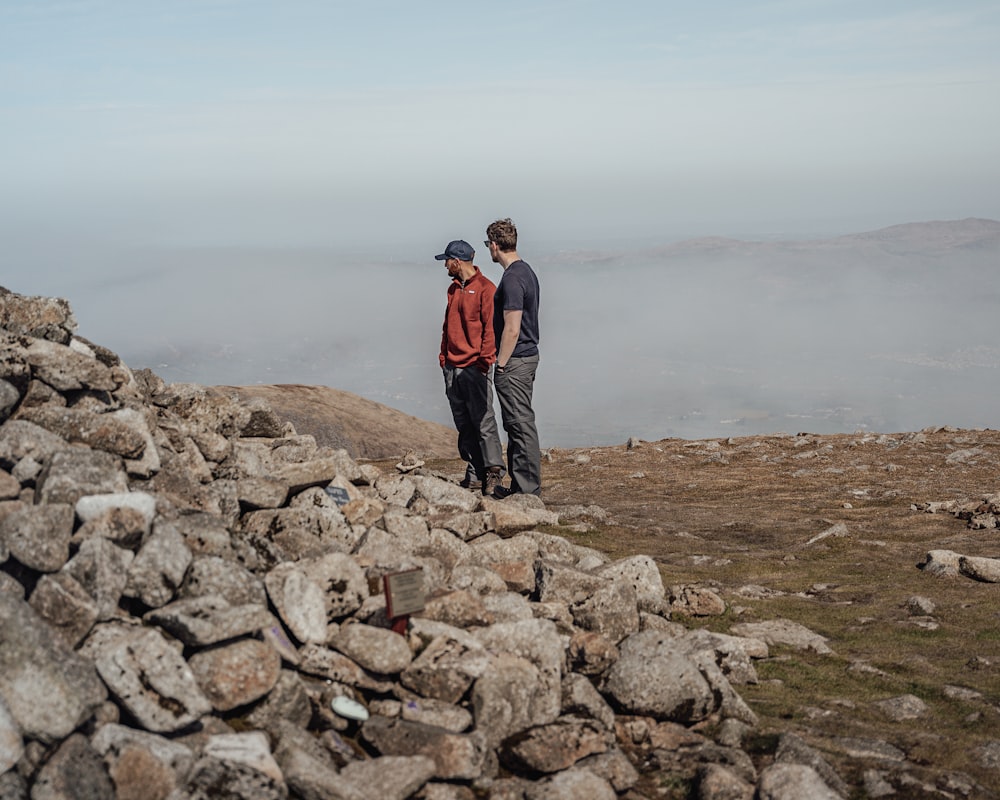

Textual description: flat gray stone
[400,634,492,703]
[144,595,275,646]
[30,733,115,800]
[829,737,906,762]
[757,763,842,800]
[28,571,100,648]
[24,337,118,391]
[96,628,212,733]
[874,693,928,721]
[17,405,146,458]
[123,521,192,608]
[524,767,617,800]
[330,622,413,674]
[0,594,106,744]
[75,490,156,530]
[90,721,195,780]
[3,502,75,575]
[35,447,128,505]
[361,716,489,780]
[189,638,282,711]
[62,536,134,619]
[960,555,1000,583]
[729,619,833,655]
[601,630,716,723]
[265,563,329,644]
[0,419,66,470]
[179,555,267,606]
[339,755,436,800]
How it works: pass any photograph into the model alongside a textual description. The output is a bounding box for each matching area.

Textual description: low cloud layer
[12,220,1000,447]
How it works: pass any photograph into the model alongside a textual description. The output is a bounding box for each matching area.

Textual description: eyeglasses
[483,240,492,247]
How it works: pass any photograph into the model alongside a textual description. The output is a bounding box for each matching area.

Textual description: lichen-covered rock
[601,630,718,723]
[0,595,107,744]
[330,622,413,674]
[36,447,129,505]
[30,733,115,799]
[756,763,842,800]
[189,638,282,711]
[0,289,76,343]
[361,716,490,780]
[265,563,330,644]
[1,502,75,572]
[28,571,100,648]
[959,554,1000,583]
[122,520,192,608]
[63,536,135,619]
[728,619,832,655]
[144,595,275,647]
[500,717,612,774]
[95,628,212,733]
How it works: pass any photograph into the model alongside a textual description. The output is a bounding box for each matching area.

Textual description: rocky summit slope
[0,284,997,800]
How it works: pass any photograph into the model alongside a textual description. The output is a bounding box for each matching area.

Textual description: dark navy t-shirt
[494,260,540,358]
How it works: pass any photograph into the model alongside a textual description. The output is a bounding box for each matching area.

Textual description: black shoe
[483,470,503,497]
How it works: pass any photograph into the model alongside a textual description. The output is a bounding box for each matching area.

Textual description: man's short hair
[486,218,517,252]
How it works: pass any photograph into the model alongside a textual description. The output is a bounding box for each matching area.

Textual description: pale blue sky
[2,0,999,254]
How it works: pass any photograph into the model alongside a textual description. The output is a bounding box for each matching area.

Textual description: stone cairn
[0,287,845,800]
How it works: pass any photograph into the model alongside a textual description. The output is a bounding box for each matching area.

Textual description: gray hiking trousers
[494,354,541,496]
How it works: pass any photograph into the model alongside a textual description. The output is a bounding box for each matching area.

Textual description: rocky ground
[2,283,999,800]
[401,428,1000,798]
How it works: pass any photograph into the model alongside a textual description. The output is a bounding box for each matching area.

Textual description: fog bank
[8,220,999,447]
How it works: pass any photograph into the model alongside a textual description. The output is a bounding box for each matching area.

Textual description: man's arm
[496,309,522,369]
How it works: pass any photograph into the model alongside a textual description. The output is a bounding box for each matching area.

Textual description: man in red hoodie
[436,239,505,496]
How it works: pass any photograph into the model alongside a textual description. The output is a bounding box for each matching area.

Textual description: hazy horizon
[7,218,998,448]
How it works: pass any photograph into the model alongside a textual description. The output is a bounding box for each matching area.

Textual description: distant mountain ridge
[549,218,1000,264]
[840,217,1000,248]
[647,217,1000,259]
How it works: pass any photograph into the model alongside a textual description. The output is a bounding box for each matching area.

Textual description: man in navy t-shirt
[486,217,541,496]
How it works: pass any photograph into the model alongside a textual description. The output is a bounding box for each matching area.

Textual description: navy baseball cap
[434,240,475,261]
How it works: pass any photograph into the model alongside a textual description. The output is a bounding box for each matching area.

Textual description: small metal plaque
[384,568,425,619]
[323,485,351,507]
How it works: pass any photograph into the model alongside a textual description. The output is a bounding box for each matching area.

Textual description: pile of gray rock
[915,495,1000,584]
[0,287,849,799]
[914,494,1000,531]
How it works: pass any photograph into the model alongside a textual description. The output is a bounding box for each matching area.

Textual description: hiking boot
[483,470,503,498]
[460,477,482,490]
